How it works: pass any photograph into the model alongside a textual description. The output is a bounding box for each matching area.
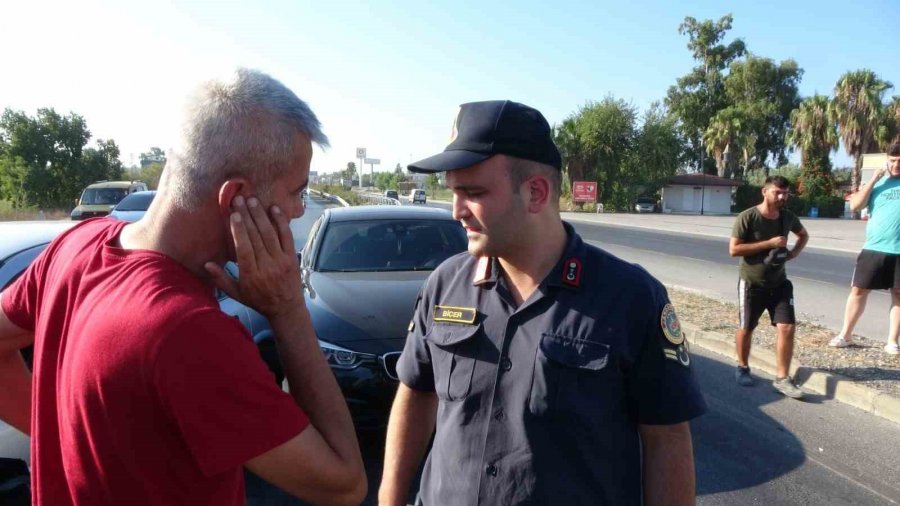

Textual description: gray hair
[165,68,329,209]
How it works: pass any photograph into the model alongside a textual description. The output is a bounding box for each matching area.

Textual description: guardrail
[310,189,399,208]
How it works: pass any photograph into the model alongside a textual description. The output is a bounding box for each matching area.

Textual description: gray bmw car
[300,205,467,429]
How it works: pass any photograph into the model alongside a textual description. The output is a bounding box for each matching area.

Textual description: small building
[661,174,742,214]
[861,153,887,184]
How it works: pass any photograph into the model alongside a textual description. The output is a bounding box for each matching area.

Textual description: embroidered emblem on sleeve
[660,303,684,346]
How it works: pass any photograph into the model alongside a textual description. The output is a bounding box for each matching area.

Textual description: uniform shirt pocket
[424,323,481,402]
[530,333,618,420]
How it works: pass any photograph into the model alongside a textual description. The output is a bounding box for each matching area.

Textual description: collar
[472,256,500,286]
[546,221,587,290]
[469,222,586,290]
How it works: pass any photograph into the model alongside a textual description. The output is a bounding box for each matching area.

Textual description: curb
[683,322,900,426]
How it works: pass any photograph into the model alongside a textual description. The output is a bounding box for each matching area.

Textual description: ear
[526,175,551,213]
[218,178,250,218]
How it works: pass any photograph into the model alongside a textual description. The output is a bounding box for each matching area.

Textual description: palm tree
[876,96,900,149]
[787,95,839,169]
[554,118,588,196]
[704,107,751,178]
[831,70,893,192]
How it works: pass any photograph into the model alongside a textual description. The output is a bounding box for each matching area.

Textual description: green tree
[831,69,893,191]
[138,162,165,189]
[704,106,753,178]
[627,104,685,196]
[665,14,746,174]
[341,161,357,182]
[723,55,802,171]
[0,107,122,208]
[787,95,838,169]
[877,96,900,148]
[426,173,441,196]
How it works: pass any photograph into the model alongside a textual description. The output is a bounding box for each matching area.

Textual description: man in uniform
[379,100,707,506]
[729,175,809,397]
[829,141,900,355]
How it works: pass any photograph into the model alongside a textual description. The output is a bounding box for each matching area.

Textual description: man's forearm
[640,422,696,506]
[791,232,809,259]
[271,307,363,472]
[850,179,878,212]
[730,240,775,257]
[0,352,32,434]
[379,384,438,506]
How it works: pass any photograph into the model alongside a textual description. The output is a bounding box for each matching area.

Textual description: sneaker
[885,343,900,355]
[828,335,852,348]
[734,366,754,386]
[773,376,805,399]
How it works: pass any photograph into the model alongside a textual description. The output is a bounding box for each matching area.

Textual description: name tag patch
[433,305,477,324]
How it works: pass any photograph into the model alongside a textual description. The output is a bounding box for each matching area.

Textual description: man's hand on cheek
[205,194,303,318]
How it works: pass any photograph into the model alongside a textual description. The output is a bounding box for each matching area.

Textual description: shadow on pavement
[691,353,806,496]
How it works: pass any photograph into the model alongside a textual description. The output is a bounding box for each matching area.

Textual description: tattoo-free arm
[379,384,438,506]
[639,422,696,506]
[0,293,33,435]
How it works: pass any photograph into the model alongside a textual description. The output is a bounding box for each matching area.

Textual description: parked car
[109,191,156,222]
[634,196,659,213]
[384,189,399,201]
[71,180,149,220]
[300,205,466,428]
[410,188,427,204]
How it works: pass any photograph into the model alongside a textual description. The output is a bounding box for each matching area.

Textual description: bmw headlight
[319,340,375,369]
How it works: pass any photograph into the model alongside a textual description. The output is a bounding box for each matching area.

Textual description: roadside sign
[364,158,381,164]
[572,181,597,202]
[356,147,366,158]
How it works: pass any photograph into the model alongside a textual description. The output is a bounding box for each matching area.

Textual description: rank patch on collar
[433,305,477,324]
[562,257,582,287]
[660,303,684,345]
[472,256,493,285]
[408,320,415,333]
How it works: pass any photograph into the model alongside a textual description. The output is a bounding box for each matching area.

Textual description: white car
[410,189,426,204]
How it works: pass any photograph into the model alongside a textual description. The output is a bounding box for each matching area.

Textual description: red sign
[572,181,597,202]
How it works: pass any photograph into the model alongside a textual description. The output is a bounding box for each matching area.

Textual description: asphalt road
[418,200,893,341]
[254,195,900,506]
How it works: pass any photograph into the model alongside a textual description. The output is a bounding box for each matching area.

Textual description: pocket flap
[425,323,481,347]
[540,333,610,370]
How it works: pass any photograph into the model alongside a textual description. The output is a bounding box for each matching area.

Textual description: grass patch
[0,200,69,221]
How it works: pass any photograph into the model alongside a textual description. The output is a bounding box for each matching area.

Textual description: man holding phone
[729,175,810,398]
[829,141,900,355]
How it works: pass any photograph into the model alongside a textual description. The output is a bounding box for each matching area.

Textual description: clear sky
[1,0,896,175]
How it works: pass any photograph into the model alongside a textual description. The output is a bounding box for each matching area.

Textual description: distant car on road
[410,188,426,204]
[71,180,149,220]
[299,205,466,428]
[109,191,156,222]
[384,190,399,201]
[634,196,660,213]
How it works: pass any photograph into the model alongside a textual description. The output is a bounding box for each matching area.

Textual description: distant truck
[71,180,149,220]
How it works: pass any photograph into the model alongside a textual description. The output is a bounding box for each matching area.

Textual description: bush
[732,184,762,213]
[809,196,845,218]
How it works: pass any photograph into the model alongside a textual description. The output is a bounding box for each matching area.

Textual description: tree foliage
[0,108,123,208]
[555,99,683,210]
[831,69,893,191]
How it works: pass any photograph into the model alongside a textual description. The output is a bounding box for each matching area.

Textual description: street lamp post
[699,134,705,216]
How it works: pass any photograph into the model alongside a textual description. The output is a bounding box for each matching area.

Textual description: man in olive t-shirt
[729,175,810,399]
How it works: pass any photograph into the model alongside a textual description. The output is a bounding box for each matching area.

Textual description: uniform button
[494,409,504,421]
[500,358,512,371]
[486,464,498,476]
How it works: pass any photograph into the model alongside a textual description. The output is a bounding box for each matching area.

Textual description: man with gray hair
[0,69,366,505]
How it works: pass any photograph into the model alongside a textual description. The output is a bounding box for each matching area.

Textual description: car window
[114,192,156,211]
[81,188,129,205]
[0,244,48,289]
[315,219,466,272]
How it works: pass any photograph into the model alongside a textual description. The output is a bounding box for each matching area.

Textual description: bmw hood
[305,270,429,346]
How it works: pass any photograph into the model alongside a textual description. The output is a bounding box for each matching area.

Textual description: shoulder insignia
[408,320,415,333]
[433,305,477,324]
[473,256,492,284]
[663,343,691,367]
[660,303,684,345]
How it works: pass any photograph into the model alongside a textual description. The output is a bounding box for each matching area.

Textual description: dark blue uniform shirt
[397,223,707,505]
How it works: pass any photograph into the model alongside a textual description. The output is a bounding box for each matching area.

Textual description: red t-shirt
[1,219,309,505]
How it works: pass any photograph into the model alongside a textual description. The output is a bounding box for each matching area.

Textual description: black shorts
[852,250,900,290]
[738,278,796,330]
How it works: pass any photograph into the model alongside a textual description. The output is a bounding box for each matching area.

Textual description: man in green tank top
[729,175,810,398]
